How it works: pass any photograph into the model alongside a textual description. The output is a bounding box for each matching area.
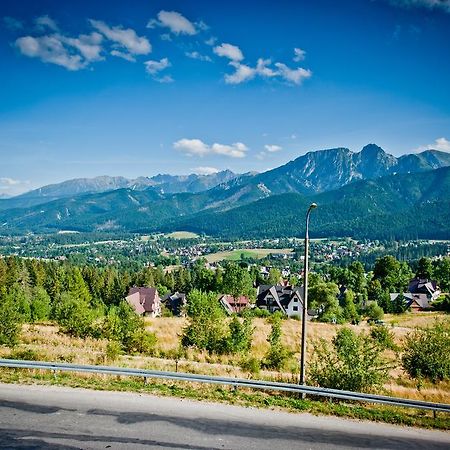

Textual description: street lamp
[300,202,317,387]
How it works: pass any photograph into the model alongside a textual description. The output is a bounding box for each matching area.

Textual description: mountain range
[1,144,449,239]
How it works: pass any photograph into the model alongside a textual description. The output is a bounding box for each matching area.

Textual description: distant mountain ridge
[0,170,240,211]
[1,143,450,239]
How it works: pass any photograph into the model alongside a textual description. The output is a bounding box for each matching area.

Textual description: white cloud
[90,19,151,55]
[111,49,135,62]
[144,57,170,74]
[0,177,21,186]
[225,62,255,84]
[15,35,86,70]
[213,43,244,61]
[174,138,210,156]
[174,139,248,158]
[417,137,450,152]
[293,47,306,62]
[256,58,277,78]
[211,142,248,158]
[274,62,312,85]
[0,178,30,196]
[185,51,212,62]
[147,10,197,35]
[60,32,103,62]
[265,144,282,152]
[205,36,217,46]
[35,15,59,32]
[193,166,220,175]
[387,0,450,12]
[144,58,173,82]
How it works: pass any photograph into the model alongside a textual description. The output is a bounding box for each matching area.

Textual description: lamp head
[310,203,317,209]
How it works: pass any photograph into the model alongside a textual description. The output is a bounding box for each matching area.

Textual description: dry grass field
[1,312,448,404]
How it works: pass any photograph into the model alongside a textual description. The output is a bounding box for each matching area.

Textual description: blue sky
[1,0,450,195]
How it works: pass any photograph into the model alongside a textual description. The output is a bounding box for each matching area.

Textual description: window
[293,306,298,311]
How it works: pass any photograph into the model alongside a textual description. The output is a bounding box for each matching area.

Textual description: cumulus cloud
[416,137,450,152]
[60,32,103,62]
[35,15,59,32]
[174,139,248,158]
[90,19,151,55]
[264,144,282,152]
[0,178,30,196]
[256,58,277,77]
[185,51,212,62]
[174,138,210,156]
[225,62,255,84]
[144,57,173,82]
[211,142,248,158]
[274,63,312,85]
[386,0,450,12]
[147,10,198,35]
[110,49,135,62]
[293,47,306,62]
[15,35,86,70]
[144,57,170,74]
[213,43,244,61]
[193,166,220,175]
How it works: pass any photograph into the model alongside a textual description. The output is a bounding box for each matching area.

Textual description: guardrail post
[52,369,57,380]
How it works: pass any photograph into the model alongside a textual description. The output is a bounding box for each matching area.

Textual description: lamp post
[300,202,317,387]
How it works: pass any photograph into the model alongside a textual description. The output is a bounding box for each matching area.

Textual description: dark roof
[256,284,303,312]
[408,278,439,295]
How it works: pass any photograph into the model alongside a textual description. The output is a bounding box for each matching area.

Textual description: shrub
[370,326,397,351]
[402,321,450,382]
[308,328,392,392]
[105,341,122,362]
[262,314,290,370]
[9,348,42,361]
[364,301,384,321]
[240,356,261,375]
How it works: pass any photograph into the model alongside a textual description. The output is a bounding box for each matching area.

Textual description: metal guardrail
[1,358,449,414]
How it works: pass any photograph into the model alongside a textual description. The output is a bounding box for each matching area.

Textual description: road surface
[0,383,449,449]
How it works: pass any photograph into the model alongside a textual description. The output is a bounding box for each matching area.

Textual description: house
[256,284,305,318]
[408,278,441,301]
[218,294,250,314]
[162,291,186,316]
[125,287,161,317]
[390,292,432,312]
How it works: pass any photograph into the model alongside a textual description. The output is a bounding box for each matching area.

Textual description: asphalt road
[0,383,449,449]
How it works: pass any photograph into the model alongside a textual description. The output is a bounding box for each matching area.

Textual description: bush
[262,314,290,370]
[309,328,392,392]
[402,321,450,382]
[105,341,122,362]
[365,301,384,321]
[239,356,261,375]
[370,326,397,351]
[9,348,42,361]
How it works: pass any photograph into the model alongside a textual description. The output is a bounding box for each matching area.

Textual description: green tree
[402,321,450,382]
[0,293,23,346]
[340,289,360,323]
[53,292,98,338]
[221,263,254,300]
[415,257,434,279]
[226,316,254,354]
[182,290,227,353]
[364,301,384,321]
[309,282,343,323]
[30,286,51,322]
[309,328,392,392]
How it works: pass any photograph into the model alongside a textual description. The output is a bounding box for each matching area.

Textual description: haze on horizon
[1,0,450,196]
